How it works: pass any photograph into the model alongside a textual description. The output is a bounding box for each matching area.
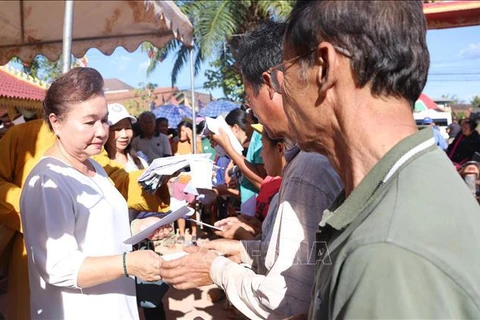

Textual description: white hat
[107,103,137,126]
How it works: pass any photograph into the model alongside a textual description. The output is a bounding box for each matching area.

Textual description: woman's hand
[210,128,233,152]
[126,250,163,282]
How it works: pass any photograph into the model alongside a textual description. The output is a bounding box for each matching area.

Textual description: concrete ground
[0,232,242,320]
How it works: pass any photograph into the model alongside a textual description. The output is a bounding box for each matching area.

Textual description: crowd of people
[1,1,480,320]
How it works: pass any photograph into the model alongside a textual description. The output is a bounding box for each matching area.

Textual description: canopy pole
[62,0,74,74]
[190,47,197,154]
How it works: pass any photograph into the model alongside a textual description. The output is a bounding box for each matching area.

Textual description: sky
[84,24,480,104]
[11,24,480,104]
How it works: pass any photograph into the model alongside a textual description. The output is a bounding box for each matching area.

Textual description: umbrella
[152,104,192,128]
[0,0,193,65]
[414,93,439,112]
[198,100,240,118]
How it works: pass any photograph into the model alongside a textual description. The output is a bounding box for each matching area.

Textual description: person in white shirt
[158,22,342,319]
[131,112,172,163]
[20,68,171,320]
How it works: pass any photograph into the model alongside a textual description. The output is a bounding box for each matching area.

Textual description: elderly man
[159,22,342,319]
[281,1,480,318]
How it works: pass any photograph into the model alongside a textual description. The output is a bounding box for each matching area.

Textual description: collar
[322,127,436,230]
[285,144,301,163]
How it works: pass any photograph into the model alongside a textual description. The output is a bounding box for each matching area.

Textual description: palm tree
[142,0,294,99]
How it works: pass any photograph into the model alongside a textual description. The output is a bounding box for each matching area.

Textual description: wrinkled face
[243,78,287,140]
[281,44,326,152]
[107,118,133,153]
[52,95,108,159]
[260,133,283,177]
[157,120,169,135]
[140,115,156,135]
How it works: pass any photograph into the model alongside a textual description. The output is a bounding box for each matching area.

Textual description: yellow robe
[0,119,169,320]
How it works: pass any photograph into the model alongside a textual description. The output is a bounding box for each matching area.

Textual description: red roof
[424,1,480,30]
[0,68,46,101]
[418,93,439,110]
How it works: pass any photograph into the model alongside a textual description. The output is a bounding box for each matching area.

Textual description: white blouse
[20,157,138,320]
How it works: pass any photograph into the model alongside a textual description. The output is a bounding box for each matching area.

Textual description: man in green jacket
[281,1,480,318]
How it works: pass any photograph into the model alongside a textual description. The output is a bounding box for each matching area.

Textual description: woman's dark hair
[225,108,248,132]
[177,120,193,131]
[196,120,206,135]
[263,130,284,147]
[43,67,104,130]
[285,0,429,105]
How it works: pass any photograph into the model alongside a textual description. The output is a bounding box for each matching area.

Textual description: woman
[215,108,266,216]
[20,68,169,320]
[171,120,202,155]
[447,117,480,168]
[105,103,147,173]
[170,120,202,242]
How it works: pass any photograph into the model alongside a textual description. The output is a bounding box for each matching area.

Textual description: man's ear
[315,42,339,97]
[48,113,61,136]
[262,72,278,100]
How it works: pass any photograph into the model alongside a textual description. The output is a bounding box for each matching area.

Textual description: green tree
[441,94,461,105]
[143,0,294,100]
[12,55,80,83]
[470,95,480,108]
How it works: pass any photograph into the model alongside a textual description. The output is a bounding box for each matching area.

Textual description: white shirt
[210,150,343,319]
[131,133,172,163]
[20,157,138,320]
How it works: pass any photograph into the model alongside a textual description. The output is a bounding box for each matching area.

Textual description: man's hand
[159,246,219,289]
[197,238,242,263]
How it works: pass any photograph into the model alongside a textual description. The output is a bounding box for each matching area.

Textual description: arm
[162,134,173,156]
[212,129,266,190]
[330,243,477,319]
[21,172,164,288]
[92,150,170,212]
[0,127,22,232]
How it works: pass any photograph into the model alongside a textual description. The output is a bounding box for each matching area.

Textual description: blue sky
[16,24,480,104]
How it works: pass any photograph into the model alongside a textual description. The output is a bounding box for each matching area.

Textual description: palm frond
[194,1,247,58]
[257,0,294,21]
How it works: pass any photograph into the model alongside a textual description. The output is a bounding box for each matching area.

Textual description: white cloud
[139,59,150,71]
[459,43,480,59]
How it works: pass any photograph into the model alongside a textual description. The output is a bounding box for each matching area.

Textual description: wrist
[122,252,129,277]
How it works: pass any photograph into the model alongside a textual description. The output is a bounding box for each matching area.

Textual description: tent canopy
[424,1,480,30]
[0,0,193,65]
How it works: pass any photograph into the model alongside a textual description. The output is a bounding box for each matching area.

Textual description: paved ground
[0,232,238,320]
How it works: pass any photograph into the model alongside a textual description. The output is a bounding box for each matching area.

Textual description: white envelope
[123,205,194,245]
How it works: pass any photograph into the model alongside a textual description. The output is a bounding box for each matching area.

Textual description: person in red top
[215,123,287,240]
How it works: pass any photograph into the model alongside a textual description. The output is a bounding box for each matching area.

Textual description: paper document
[160,251,189,261]
[124,206,194,245]
[205,116,244,155]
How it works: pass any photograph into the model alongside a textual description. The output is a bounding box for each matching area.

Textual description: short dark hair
[285,0,430,105]
[463,118,477,131]
[237,21,286,95]
[156,117,168,125]
[43,67,104,130]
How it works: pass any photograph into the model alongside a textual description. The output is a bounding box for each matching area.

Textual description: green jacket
[310,127,480,319]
